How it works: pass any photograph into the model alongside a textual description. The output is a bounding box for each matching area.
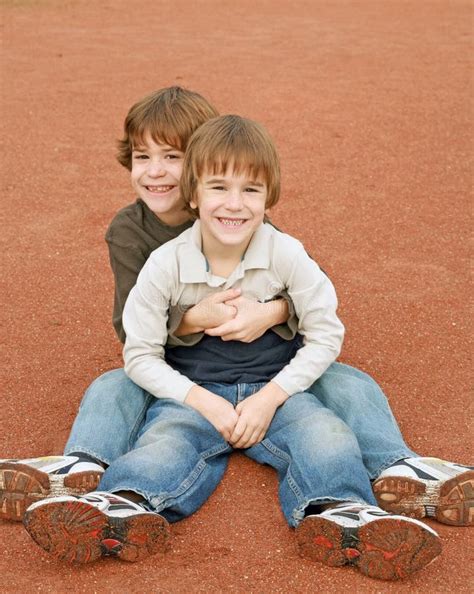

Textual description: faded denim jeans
[98,383,377,526]
[65,363,415,480]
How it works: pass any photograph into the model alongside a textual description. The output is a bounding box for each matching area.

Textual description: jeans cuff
[370,449,418,480]
[292,496,369,527]
[63,446,111,467]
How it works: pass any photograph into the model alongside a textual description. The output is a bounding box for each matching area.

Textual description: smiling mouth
[146,185,175,193]
[217,218,246,226]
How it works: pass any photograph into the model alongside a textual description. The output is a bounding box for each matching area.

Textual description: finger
[204,320,239,338]
[224,297,243,307]
[235,428,260,449]
[233,424,257,448]
[229,418,247,444]
[225,295,254,307]
[211,288,241,303]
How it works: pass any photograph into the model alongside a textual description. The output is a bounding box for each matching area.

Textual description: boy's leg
[245,390,377,525]
[98,397,231,523]
[307,362,415,478]
[0,368,152,521]
[64,368,153,463]
[24,396,231,563]
[245,390,441,580]
[310,363,474,525]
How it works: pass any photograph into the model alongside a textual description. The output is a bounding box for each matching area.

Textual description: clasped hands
[186,382,288,449]
[175,287,287,343]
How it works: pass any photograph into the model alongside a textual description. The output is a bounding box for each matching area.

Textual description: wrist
[262,381,289,406]
[272,298,290,325]
[178,308,203,335]
[184,384,206,409]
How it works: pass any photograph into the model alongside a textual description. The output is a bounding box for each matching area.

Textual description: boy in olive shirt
[1,87,472,531]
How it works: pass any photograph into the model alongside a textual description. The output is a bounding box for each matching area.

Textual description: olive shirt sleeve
[105,200,193,343]
[107,241,147,343]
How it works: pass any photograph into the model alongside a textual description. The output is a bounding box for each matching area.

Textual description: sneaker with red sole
[373,457,474,526]
[296,503,441,580]
[0,456,104,522]
[23,491,169,563]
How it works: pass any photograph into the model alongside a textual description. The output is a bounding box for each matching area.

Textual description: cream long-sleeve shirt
[123,221,345,402]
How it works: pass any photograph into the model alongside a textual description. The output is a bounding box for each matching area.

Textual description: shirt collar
[178,220,272,284]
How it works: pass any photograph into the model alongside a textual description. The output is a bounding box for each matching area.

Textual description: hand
[204,297,289,342]
[185,385,239,442]
[175,288,240,336]
[229,382,288,448]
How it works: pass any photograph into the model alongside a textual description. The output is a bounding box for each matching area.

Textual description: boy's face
[191,168,268,256]
[131,134,190,226]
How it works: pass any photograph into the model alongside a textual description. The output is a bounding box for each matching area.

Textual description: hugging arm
[176,291,292,341]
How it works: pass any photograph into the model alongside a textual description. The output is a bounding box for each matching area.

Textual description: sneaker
[373,457,474,526]
[23,491,169,563]
[296,503,441,580]
[0,455,104,522]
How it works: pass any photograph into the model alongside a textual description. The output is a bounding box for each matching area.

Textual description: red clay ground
[1,0,472,592]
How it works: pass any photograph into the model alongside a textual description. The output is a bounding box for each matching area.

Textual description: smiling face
[191,167,268,259]
[130,134,190,226]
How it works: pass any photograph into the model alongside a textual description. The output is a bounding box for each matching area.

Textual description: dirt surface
[1,0,472,592]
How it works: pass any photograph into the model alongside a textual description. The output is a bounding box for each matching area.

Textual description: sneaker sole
[23,499,169,563]
[0,462,102,522]
[296,516,441,580]
[373,470,474,526]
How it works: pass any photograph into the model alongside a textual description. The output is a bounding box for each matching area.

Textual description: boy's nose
[226,190,244,210]
[147,160,166,177]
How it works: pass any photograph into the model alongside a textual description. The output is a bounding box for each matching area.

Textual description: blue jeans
[98,383,377,526]
[65,363,415,480]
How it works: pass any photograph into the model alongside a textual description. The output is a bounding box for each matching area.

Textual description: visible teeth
[219,219,244,226]
[147,186,174,193]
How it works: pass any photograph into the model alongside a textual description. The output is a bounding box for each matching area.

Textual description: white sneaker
[24,491,169,563]
[296,503,441,580]
[0,455,104,521]
[373,457,474,526]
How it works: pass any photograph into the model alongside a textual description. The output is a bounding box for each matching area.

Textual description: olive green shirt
[105,199,193,342]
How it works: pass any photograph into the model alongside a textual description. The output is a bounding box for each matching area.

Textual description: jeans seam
[127,392,154,450]
[147,443,230,510]
[260,439,305,508]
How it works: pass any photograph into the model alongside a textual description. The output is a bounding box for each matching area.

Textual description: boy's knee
[312,369,384,409]
[80,368,146,410]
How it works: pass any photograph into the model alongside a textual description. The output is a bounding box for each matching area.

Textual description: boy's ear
[190,199,198,210]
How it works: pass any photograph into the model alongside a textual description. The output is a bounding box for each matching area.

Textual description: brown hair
[180,115,280,216]
[116,86,219,170]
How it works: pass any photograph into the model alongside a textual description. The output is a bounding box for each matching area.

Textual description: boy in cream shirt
[23,115,442,581]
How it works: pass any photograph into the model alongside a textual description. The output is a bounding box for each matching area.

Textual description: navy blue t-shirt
[165,331,303,385]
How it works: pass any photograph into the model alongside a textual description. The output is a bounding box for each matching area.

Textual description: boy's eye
[133,153,149,160]
[211,185,225,191]
[165,153,183,160]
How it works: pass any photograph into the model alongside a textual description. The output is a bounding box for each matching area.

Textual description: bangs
[195,135,272,184]
[130,115,184,152]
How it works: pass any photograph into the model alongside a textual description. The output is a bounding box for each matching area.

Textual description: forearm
[265,298,290,327]
[124,348,195,402]
[272,328,343,395]
[174,310,204,336]
[259,381,289,406]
